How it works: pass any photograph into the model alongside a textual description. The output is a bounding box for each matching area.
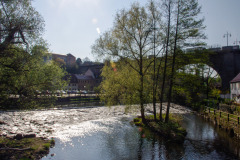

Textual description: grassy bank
[133,114,187,143]
[0,137,54,160]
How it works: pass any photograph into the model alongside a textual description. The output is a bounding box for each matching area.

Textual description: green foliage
[0,0,44,48]
[210,88,221,100]
[92,3,161,120]
[0,45,67,109]
[76,58,82,66]
[173,57,221,110]
[0,1,67,109]
[93,0,209,115]
[173,72,204,106]
[99,60,146,106]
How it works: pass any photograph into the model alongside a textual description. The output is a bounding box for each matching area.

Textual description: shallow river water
[0,104,239,159]
[41,114,239,160]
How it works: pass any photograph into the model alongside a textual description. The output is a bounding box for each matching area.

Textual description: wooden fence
[203,107,240,138]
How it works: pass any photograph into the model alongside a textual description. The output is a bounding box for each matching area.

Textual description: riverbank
[201,107,240,138]
[0,137,54,160]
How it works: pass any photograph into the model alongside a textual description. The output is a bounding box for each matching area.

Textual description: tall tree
[164,0,206,122]
[0,0,44,50]
[148,0,163,121]
[92,3,161,122]
[0,0,67,108]
[76,58,82,66]
[158,0,173,121]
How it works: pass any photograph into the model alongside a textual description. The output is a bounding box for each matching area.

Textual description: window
[232,83,237,90]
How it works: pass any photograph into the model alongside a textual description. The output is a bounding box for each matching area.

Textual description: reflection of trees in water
[100,118,140,159]
[150,139,156,160]
[99,117,186,160]
[137,133,143,160]
[137,128,185,160]
[212,126,240,159]
[183,114,216,140]
[183,114,239,159]
[48,114,239,159]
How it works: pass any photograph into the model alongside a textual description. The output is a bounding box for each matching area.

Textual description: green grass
[206,107,239,123]
[133,114,187,143]
[0,137,55,160]
[43,143,50,150]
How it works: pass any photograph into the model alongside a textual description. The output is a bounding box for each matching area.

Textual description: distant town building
[75,64,103,91]
[44,53,103,91]
[230,73,240,103]
[64,74,78,91]
[50,53,76,66]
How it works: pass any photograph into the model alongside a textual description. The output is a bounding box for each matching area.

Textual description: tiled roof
[231,73,240,83]
[75,74,93,80]
[78,64,103,76]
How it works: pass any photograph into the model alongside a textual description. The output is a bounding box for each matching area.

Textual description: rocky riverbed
[0,103,192,141]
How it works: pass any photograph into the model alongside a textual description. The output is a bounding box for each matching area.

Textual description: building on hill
[50,53,76,66]
[230,73,240,103]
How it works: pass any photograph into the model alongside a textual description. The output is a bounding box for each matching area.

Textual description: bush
[235,106,240,115]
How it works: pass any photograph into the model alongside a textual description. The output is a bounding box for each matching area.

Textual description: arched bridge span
[177,46,240,90]
[209,47,240,90]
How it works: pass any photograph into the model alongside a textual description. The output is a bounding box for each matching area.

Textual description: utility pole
[223,32,231,46]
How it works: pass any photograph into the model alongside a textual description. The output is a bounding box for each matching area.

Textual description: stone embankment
[0,103,192,139]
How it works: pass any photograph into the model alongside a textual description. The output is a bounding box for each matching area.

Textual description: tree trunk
[165,0,180,123]
[140,47,145,123]
[159,0,171,121]
[153,16,157,121]
[140,73,145,122]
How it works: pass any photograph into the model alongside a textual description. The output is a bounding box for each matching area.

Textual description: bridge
[209,46,240,90]
[177,45,240,91]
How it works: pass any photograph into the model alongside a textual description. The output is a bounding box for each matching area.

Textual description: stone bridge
[209,46,240,90]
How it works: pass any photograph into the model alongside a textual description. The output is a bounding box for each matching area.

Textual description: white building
[230,73,240,103]
[64,74,78,91]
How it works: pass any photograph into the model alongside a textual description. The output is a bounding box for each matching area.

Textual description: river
[0,104,239,159]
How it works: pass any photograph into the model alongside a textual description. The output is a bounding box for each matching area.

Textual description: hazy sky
[32,0,240,60]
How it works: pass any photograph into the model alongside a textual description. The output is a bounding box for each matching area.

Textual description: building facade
[64,74,78,91]
[230,73,240,103]
[51,53,76,66]
[75,64,103,91]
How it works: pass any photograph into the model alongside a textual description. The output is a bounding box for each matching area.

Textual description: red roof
[231,73,240,83]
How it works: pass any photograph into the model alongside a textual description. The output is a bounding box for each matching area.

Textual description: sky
[32,0,240,61]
